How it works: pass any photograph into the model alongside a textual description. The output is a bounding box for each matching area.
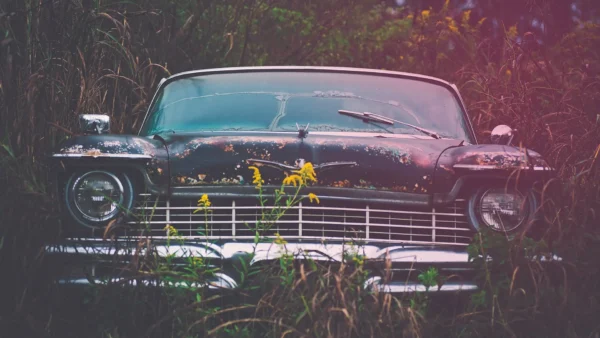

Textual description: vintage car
[46,66,553,293]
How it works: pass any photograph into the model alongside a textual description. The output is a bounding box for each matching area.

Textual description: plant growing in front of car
[146,163,428,336]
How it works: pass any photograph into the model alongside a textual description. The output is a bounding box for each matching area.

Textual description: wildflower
[308,193,320,204]
[274,232,287,245]
[448,20,459,33]
[283,174,303,187]
[352,255,365,266]
[191,257,204,266]
[507,24,518,39]
[164,224,178,237]
[248,166,264,189]
[197,194,211,208]
[421,9,430,21]
[293,162,317,183]
[462,10,471,24]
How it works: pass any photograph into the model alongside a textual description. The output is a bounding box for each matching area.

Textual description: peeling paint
[53,130,551,200]
[433,144,552,194]
[57,136,154,157]
[163,132,464,191]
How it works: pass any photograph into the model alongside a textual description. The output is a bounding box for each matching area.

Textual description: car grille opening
[125,195,474,246]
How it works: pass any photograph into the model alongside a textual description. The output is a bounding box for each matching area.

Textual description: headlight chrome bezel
[467,186,537,234]
[64,170,134,228]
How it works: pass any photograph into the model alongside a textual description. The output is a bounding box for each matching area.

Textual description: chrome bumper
[45,241,480,293]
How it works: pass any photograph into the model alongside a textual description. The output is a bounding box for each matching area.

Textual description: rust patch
[84,149,102,156]
[330,180,351,188]
[439,164,455,174]
[390,185,409,192]
[457,151,527,168]
[354,179,376,190]
[174,175,244,186]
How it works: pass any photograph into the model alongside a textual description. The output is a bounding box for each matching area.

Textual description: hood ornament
[296,123,310,139]
[295,158,306,168]
[246,158,357,174]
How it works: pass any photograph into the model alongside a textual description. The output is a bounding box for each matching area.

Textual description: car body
[46,66,553,292]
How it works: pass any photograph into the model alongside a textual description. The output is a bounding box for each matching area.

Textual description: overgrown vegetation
[1,0,599,337]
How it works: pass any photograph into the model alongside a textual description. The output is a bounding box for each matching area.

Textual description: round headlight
[468,187,536,234]
[72,171,124,221]
[65,170,134,227]
[478,188,528,232]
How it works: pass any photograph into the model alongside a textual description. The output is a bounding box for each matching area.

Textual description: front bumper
[44,240,481,293]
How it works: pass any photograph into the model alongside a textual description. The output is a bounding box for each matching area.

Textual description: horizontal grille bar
[126,196,473,246]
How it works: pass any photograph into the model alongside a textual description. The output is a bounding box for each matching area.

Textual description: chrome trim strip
[365,277,478,293]
[231,200,236,238]
[134,204,465,216]
[58,278,476,293]
[47,242,563,263]
[298,201,302,237]
[57,272,237,290]
[52,153,152,159]
[167,188,432,207]
[431,207,436,243]
[47,243,473,261]
[128,221,472,233]
[453,164,553,171]
[99,236,471,246]
[365,205,370,240]
[165,66,454,86]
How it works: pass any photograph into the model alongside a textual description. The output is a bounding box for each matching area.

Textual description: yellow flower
[283,174,303,187]
[274,232,287,245]
[507,24,518,39]
[462,10,471,24]
[164,224,178,237]
[447,18,459,33]
[352,255,365,266]
[421,10,430,21]
[293,162,317,183]
[191,257,204,266]
[308,193,320,204]
[197,194,211,208]
[248,166,264,189]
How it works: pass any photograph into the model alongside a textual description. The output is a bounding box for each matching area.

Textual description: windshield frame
[139,67,477,144]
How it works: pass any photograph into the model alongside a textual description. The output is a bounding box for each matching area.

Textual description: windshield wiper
[338,110,441,139]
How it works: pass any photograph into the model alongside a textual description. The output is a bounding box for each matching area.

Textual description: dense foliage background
[0,0,599,337]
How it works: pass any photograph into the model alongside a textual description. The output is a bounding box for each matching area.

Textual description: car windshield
[140,71,473,141]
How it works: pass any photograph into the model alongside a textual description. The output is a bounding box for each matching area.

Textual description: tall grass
[0,1,598,337]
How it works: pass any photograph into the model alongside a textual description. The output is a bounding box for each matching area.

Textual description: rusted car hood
[159,132,464,193]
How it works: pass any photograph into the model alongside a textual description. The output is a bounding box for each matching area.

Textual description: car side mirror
[490,125,515,145]
[79,114,110,134]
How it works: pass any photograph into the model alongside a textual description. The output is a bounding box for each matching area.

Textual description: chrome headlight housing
[64,170,134,227]
[468,187,536,233]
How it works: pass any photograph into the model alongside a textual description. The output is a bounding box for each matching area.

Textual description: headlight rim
[71,171,125,222]
[64,170,134,228]
[467,185,537,235]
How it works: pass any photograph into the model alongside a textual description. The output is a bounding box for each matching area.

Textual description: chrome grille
[127,195,473,246]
